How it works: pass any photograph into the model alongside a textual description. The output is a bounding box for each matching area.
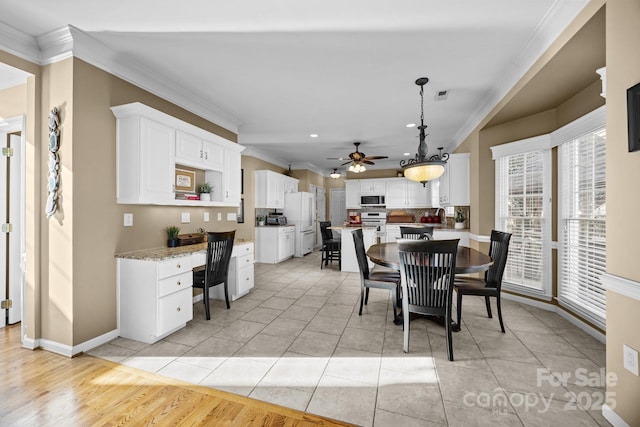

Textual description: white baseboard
[602,404,630,427]
[31,329,119,357]
[501,292,605,343]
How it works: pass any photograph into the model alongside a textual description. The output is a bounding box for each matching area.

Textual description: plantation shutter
[558,126,606,329]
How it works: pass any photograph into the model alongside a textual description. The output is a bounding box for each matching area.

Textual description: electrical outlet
[623,344,639,376]
[123,213,133,227]
[217,212,222,221]
[181,212,190,223]
[227,212,237,221]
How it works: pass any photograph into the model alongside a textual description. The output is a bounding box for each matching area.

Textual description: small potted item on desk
[199,182,212,201]
[455,208,466,229]
[257,215,266,226]
[166,225,181,247]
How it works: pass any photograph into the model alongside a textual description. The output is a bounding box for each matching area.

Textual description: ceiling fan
[326,142,389,166]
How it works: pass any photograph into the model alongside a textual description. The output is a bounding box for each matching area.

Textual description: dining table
[366,241,493,330]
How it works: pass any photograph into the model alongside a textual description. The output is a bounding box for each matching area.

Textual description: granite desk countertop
[115,239,254,261]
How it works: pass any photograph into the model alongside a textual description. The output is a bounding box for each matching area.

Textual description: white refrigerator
[284,192,315,257]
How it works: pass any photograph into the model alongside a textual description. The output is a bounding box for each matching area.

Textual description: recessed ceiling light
[403,152,411,156]
[310,133,319,138]
[406,123,416,128]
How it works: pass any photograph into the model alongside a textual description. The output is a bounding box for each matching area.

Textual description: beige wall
[605,0,640,424]
[0,84,26,117]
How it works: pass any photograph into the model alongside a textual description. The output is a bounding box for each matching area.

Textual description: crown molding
[450,0,591,150]
[0,22,240,134]
[0,21,41,63]
[242,147,290,169]
[291,161,326,177]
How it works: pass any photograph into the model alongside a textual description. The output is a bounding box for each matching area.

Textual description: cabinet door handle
[177,280,181,286]
[176,263,181,269]
[176,306,181,312]
[200,150,203,159]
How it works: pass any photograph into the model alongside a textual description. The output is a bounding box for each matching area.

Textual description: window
[558,126,606,329]
[492,136,552,298]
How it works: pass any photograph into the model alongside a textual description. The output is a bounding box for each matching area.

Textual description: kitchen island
[328,226,378,273]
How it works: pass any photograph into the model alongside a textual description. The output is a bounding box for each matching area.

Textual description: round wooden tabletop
[367,242,493,274]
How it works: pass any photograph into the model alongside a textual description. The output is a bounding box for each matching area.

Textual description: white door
[330,188,347,239]
[316,187,326,247]
[1,118,25,328]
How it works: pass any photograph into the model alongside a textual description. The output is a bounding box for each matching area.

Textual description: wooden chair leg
[203,284,211,320]
[390,287,398,323]
[359,286,365,315]
[446,315,454,361]
[403,299,410,353]
[223,282,230,309]
[364,288,370,305]
[496,295,505,333]
[485,296,493,318]
[456,291,463,327]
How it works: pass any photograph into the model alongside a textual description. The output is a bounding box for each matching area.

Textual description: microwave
[360,195,385,206]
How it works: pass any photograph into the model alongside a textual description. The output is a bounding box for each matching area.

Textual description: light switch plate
[123,213,133,227]
[227,212,237,221]
[217,212,222,221]
[624,344,639,375]
[204,212,210,222]
[181,212,190,223]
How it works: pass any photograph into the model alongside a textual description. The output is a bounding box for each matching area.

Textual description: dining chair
[352,229,402,324]
[400,226,433,240]
[320,221,341,269]
[398,238,459,360]
[454,230,512,332]
[192,230,236,320]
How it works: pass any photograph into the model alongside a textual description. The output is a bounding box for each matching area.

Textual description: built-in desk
[116,240,254,343]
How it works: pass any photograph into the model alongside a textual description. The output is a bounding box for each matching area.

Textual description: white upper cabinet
[360,179,386,194]
[345,180,360,208]
[176,130,225,171]
[255,170,297,209]
[112,102,244,206]
[385,178,433,208]
[438,153,470,206]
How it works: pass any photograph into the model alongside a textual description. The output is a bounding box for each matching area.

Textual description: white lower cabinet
[255,226,295,263]
[433,230,470,246]
[118,256,194,344]
[118,241,255,343]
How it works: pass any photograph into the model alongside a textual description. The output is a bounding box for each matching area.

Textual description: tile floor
[89,252,609,426]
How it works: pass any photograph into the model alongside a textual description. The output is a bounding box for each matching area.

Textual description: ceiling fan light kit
[327,141,388,174]
[400,77,449,186]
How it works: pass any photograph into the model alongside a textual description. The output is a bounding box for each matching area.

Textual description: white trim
[22,336,39,350]
[72,329,120,355]
[450,0,591,152]
[39,339,74,357]
[0,21,41,63]
[550,240,558,250]
[551,105,606,147]
[491,134,552,159]
[503,283,552,301]
[501,293,605,343]
[242,147,291,169]
[601,273,640,302]
[602,404,631,427]
[470,233,490,243]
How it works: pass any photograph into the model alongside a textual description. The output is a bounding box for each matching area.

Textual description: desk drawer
[236,265,254,296]
[157,288,192,336]
[236,253,254,268]
[233,242,254,257]
[158,271,192,298]
[158,257,192,279]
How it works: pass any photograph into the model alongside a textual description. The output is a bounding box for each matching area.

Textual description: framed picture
[238,198,245,223]
[175,168,196,193]
[627,81,640,152]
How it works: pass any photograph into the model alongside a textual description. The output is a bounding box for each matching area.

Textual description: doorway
[330,188,346,239]
[1,117,25,329]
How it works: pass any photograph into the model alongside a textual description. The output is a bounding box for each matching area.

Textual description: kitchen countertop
[386,223,470,232]
[115,239,254,261]
[329,225,379,230]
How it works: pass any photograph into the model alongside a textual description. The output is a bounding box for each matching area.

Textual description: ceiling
[0,0,592,175]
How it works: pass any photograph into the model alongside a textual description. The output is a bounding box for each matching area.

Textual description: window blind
[558,127,606,329]
[497,151,547,293]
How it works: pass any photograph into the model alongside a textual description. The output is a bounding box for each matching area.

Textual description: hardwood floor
[0,324,353,426]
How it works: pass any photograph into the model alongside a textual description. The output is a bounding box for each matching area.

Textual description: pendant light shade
[348,163,366,173]
[400,77,449,186]
[330,169,341,179]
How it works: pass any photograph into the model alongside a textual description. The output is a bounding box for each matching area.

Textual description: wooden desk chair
[352,229,401,324]
[455,230,511,332]
[193,230,235,320]
[398,238,459,360]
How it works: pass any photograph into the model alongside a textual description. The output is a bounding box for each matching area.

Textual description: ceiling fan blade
[362,160,375,165]
[340,160,352,166]
[364,155,389,160]
[326,157,347,160]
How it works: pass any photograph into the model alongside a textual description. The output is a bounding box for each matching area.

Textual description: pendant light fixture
[400,77,449,186]
[330,169,341,179]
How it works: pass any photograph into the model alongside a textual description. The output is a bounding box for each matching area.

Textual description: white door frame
[0,116,26,335]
